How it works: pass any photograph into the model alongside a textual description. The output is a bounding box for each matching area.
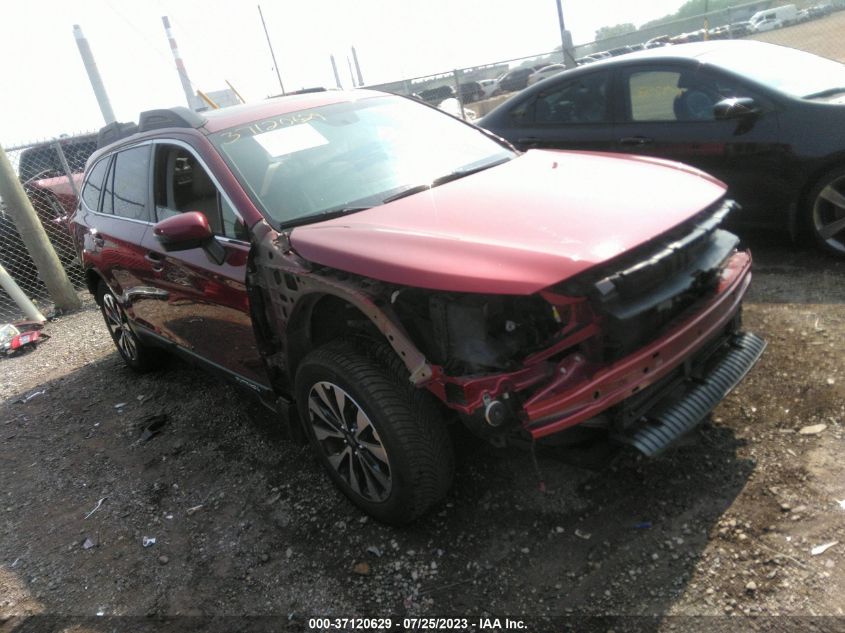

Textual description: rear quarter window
[81,158,110,211]
[106,145,151,221]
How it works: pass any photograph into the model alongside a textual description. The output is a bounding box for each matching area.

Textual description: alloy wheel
[812,174,845,254]
[102,293,138,362]
[307,381,392,502]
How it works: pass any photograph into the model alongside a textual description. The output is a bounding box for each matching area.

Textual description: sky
[0,0,686,146]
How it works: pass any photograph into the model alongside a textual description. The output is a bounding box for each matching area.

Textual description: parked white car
[477,79,499,99]
[527,64,566,86]
[750,4,798,31]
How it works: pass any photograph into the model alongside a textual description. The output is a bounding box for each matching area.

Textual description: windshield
[699,44,845,99]
[210,95,514,226]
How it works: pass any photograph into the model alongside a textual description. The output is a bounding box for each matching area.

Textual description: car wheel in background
[295,339,454,525]
[97,281,165,372]
[807,166,845,256]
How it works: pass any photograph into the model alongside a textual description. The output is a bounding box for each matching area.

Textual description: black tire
[805,165,845,256]
[96,281,165,372]
[295,339,454,525]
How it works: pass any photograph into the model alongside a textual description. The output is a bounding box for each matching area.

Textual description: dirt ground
[1,229,844,633]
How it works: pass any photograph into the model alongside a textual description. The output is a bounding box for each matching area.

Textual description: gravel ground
[1,232,844,632]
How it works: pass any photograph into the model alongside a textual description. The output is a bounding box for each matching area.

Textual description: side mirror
[153,211,226,264]
[713,97,760,120]
[153,212,213,251]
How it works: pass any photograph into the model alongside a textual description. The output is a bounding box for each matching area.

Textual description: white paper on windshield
[254,124,328,157]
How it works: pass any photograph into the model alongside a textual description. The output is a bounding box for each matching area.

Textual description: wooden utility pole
[0,144,81,311]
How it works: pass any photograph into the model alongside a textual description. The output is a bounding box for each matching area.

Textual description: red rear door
[73,146,157,309]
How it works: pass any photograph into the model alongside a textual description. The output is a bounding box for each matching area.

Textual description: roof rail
[97,121,139,149]
[96,107,207,150]
[138,107,206,132]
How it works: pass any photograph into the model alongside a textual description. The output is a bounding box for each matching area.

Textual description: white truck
[749,4,798,32]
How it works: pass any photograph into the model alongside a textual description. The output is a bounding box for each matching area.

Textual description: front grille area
[561,200,740,362]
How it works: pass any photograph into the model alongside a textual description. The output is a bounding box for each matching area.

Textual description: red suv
[71,91,765,524]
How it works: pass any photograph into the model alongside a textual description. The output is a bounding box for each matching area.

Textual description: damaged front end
[388,200,765,453]
[250,199,764,456]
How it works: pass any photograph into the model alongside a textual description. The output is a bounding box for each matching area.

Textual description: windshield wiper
[382,156,513,204]
[281,206,371,229]
[803,87,845,99]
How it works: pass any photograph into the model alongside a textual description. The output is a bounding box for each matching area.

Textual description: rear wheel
[807,166,845,256]
[97,281,165,372]
[295,339,454,525]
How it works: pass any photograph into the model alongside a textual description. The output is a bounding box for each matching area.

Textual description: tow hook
[483,392,508,427]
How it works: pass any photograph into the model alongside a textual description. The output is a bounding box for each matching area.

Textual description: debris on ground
[799,423,827,435]
[0,323,18,348]
[352,562,371,576]
[82,537,95,550]
[1,322,49,356]
[84,496,107,519]
[811,541,838,556]
[18,389,45,403]
[138,414,168,442]
[142,537,156,548]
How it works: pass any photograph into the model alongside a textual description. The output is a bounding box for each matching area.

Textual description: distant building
[199,89,241,110]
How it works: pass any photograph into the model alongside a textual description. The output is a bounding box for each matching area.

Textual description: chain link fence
[0,134,96,322]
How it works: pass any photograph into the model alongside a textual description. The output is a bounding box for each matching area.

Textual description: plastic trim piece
[618,331,767,457]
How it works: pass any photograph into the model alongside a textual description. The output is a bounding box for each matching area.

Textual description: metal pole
[72,25,116,125]
[0,263,45,323]
[258,5,285,95]
[452,70,466,121]
[330,55,342,89]
[0,145,80,311]
[161,16,203,111]
[555,0,577,68]
[52,140,79,199]
[351,46,365,86]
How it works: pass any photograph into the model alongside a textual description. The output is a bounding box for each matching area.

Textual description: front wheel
[295,340,454,525]
[806,166,845,256]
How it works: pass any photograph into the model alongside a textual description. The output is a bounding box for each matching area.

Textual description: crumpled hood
[290,149,728,295]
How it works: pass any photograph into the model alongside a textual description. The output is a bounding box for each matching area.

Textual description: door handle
[619,136,654,146]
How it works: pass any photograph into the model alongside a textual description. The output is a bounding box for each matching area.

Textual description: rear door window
[534,71,611,124]
[510,70,611,126]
